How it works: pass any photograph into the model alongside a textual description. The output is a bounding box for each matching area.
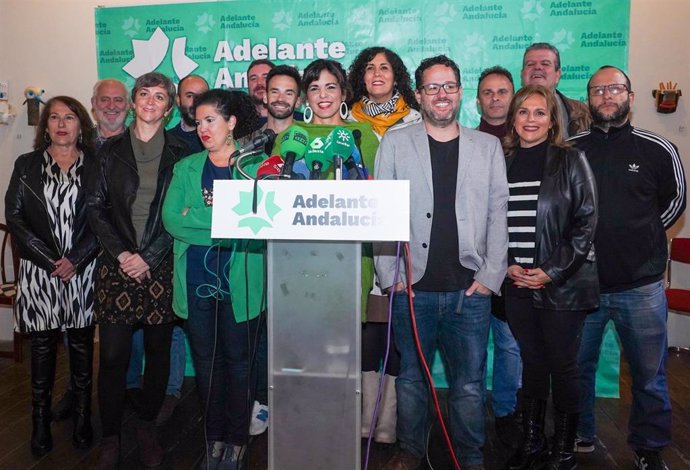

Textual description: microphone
[279,125,309,178]
[304,136,332,180]
[231,129,276,160]
[256,155,284,179]
[291,158,309,180]
[343,146,367,180]
[325,127,355,180]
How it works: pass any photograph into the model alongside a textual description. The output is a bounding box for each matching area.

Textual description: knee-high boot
[30,330,59,457]
[361,371,380,438]
[538,410,578,470]
[374,374,397,444]
[68,326,95,449]
[504,397,546,470]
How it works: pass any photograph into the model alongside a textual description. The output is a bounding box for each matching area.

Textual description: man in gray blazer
[375,55,508,470]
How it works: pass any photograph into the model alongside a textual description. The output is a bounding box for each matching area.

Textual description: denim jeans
[186,284,259,444]
[392,289,491,467]
[126,325,186,398]
[490,316,522,417]
[577,280,671,450]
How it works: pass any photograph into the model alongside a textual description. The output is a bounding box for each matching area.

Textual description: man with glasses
[375,55,508,470]
[521,42,591,137]
[571,65,686,470]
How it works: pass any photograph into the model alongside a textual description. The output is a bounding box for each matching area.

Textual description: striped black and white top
[507,141,548,268]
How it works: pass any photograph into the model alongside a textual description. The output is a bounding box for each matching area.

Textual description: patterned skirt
[94,252,176,326]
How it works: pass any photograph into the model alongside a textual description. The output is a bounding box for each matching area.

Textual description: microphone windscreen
[304,136,332,173]
[256,155,284,179]
[325,127,355,159]
[279,125,309,159]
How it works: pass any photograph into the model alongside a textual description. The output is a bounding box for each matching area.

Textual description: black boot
[30,330,59,457]
[69,326,95,449]
[539,410,578,470]
[52,388,75,421]
[504,397,547,470]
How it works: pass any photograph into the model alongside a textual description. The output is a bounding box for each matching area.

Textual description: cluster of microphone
[252,125,369,181]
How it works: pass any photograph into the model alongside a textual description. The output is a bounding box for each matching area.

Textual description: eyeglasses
[588,84,630,96]
[419,82,460,95]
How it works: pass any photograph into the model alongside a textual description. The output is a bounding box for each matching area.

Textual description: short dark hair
[131,72,176,111]
[347,47,418,110]
[192,89,262,139]
[586,65,632,92]
[247,59,276,74]
[177,74,209,96]
[302,59,351,101]
[523,43,561,70]
[477,66,514,97]
[34,96,95,154]
[414,55,461,90]
[266,65,302,92]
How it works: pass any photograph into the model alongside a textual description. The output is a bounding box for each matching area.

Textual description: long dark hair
[192,89,261,139]
[348,47,418,110]
[503,85,568,156]
[34,96,95,154]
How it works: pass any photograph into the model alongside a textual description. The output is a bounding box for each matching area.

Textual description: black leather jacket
[86,128,188,270]
[506,145,599,311]
[5,149,99,273]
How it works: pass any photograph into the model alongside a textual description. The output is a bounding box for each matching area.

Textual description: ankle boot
[68,326,94,448]
[504,397,546,470]
[30,330,58,457]
[374,374,397,444]
[540,410,578,470]
[94,435,120,470]
[361,371,380,438]
[137,419,164,467]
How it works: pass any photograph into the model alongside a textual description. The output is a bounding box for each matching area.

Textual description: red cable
[403,243,462,470]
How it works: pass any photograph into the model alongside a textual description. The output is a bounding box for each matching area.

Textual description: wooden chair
[666,237,690,352]
[0,223,22,362]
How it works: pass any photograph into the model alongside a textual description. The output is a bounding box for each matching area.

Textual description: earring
[303,104,313,124]
[226,133,233,146]
[339,101,349,120]
[78,133,83,145]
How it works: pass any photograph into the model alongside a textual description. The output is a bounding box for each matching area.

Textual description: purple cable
[363,241,403,470]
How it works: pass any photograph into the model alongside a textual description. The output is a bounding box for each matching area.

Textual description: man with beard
[247,59,274,122]
[571,66,686,470]
[375,55,508,470]
[91,79,129,150]
[169,74,209,153]
[521,43,591,137]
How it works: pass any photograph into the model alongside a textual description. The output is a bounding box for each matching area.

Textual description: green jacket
[273,122,379,319]
[162,150,265,322]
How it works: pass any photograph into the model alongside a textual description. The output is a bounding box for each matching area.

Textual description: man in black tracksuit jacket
[571,66,686,470]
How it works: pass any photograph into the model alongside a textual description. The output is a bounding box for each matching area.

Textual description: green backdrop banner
[97,1,627,397]
[95,0,630,127]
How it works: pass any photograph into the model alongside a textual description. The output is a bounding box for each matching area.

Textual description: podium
[267,241,361,469]
[212,179,409,470]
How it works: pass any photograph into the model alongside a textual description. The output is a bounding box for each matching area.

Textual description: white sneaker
[249,401,268,435]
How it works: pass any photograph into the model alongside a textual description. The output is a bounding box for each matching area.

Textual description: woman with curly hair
[162,89,265,470]
[348,47,421,444]
[348,46,420,138]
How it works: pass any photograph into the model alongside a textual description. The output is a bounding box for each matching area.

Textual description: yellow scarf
[351,97,411,136]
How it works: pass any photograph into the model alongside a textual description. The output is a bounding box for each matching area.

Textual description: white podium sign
[211,180,409,241]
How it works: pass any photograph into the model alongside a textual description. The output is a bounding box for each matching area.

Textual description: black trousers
[98,322,174,437]
[505,295,587,413]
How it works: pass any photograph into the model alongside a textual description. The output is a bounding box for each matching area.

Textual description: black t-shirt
[414,135,475,292]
